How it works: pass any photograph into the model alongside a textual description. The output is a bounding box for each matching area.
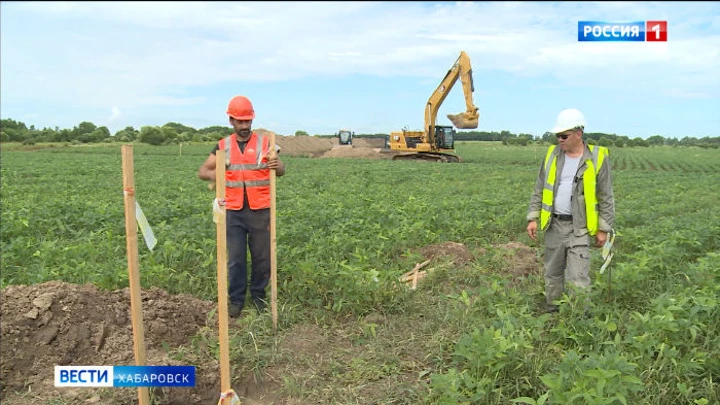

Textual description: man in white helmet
[526,108,615,313]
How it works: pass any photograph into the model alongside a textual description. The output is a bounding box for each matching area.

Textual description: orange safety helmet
[226,96,255,120]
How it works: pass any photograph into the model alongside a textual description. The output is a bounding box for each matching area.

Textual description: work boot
[253,298,268,314]
[229,303,243,318]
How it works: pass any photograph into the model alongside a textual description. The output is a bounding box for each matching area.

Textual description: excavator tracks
[391,152,462,163]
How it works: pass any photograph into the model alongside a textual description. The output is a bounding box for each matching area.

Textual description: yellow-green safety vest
[540,144,609,236]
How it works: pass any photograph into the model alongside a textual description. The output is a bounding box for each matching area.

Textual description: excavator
[337,129,354,146]
[387,51,480,163]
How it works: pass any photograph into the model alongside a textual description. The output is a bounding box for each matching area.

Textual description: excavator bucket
[447,112,479,129]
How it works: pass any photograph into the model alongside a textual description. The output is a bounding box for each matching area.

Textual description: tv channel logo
[55,365,196,388]
[578,21,667,42]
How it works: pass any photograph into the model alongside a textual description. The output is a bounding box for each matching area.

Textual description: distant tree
[114,126,139,142]
[177,132,192,142]
[204,132,225,142]
[163,122,197,135]
[78,129,109,143]
[295,130,309,136]
[1,118,28,131]
[98,126,111,138]
[679,136,695,147]
[1,118,27,141]
[72,121,98,140]
[632,137,649,147]
[138,126,165,145]
[646,135,665,146]
[598,137,614,147]
[161,127,178,144]
[197,126,228,136]
[518,133,534,142]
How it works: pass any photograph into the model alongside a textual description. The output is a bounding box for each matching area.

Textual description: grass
[1,141,719,404]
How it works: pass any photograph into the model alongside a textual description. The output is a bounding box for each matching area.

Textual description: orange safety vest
[218,132,272,210]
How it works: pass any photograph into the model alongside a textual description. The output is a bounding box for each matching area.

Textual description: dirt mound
[0,281,219,404]
[321,146,390,160]
[493,242,540,280]
[253,129,333,158]
[420,242,475,265]
[322,138,388,160]
[277,136,333,158]
[414,241,537,275]
[253,129,388,160]
[351,138,387,148]
[329,137,386,149]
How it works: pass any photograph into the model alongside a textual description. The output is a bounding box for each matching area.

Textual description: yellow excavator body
[387,50,480,163]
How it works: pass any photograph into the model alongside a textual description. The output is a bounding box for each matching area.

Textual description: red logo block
[646,21,668,42]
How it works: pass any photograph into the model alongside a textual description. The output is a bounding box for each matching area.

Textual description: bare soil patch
[0,281,221,404]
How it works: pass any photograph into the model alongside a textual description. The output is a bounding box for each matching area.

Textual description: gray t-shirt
[554,156,580,215]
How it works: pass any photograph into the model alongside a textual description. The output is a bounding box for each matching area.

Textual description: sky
[1,1,719,140]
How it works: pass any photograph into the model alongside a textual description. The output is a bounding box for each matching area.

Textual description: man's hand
[527,220,538,241]
[266,156,282,170]
[266,155,286,176]
[595,230,608,247]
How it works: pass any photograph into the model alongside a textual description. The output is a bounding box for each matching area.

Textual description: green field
[1,141,719,404]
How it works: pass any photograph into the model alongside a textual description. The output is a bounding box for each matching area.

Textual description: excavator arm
[424,51,480,141]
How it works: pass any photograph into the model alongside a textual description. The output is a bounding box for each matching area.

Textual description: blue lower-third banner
[55,365,196,387]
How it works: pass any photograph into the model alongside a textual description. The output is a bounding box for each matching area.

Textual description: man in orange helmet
[198,95,286,318]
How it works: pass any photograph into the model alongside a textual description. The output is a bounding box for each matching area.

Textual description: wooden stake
[269,132,278,332]
[400,260,431,279]
[399,271,428,283]
[607,266,612,303]
[215,148,232,397]
[121,144,150,405]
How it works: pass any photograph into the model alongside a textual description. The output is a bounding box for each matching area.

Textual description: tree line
[1,118,718,149]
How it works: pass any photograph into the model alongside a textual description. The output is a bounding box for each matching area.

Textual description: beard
[236,128,252,137]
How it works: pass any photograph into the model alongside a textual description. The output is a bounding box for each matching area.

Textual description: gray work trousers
[543,218,591,306]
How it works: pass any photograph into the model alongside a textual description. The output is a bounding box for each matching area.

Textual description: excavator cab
[337,130,353,145]
[435,126,456,150]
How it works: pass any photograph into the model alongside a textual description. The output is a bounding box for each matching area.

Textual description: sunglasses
[556,133,572,140]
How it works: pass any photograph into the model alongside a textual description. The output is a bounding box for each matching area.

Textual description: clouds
[1,1,718,135]
[109,107,121,122]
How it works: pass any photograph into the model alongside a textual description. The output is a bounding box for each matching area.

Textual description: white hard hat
[550,108,586,134]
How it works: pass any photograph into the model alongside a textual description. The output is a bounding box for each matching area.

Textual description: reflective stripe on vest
[219,133,271,210]
[540,144,607,235]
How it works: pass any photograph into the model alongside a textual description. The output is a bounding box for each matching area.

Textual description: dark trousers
[226,206,271,307]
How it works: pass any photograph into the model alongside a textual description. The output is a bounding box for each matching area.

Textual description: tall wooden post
[215,149,232,396]
[269,132,278,332]
[121,144,150,405]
